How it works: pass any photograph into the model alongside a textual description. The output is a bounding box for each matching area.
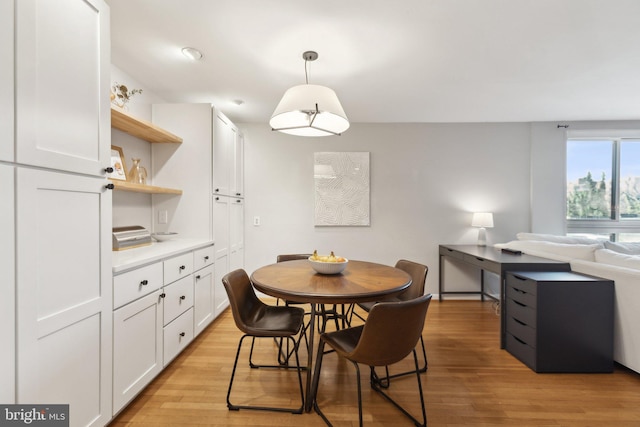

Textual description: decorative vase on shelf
[128,158,147,185]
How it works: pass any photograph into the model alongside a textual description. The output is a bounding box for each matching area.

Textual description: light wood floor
[110,299,640,426]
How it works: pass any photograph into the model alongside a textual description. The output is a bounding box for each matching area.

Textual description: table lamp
[472,212,494,246]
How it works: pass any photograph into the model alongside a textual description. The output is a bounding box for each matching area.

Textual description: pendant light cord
[305,58,310,84]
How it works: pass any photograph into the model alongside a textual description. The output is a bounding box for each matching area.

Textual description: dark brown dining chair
[350,259,429,384]
[311,294,433,427]
[275,254,313,363]
[222,269,305,413]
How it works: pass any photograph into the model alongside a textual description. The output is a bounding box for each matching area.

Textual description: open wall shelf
[109,179,182,195]
[111,107,183,144]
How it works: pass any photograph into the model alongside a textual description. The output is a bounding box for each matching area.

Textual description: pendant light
[270,51,349,137]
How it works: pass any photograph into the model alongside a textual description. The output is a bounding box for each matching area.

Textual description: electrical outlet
[158,210,168,224]
[253,216,260,226]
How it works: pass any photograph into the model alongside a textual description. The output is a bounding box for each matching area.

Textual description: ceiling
[106,0,640,125]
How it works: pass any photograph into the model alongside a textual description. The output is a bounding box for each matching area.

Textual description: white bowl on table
[152,232,178,242]
[308,257,349,275]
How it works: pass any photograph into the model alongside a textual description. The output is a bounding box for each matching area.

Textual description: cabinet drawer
[506,333,536,371]
[163,308,194,366]
[164,252,193,285]
[462,254,500,274]
[506,298,536,329]
[506,316,536,348]
[439,246,464,260]
[194,245,215,271]
[507,283,537,308]
[507,273,537,295]
[113,262,163,309]
[163,275,194,325]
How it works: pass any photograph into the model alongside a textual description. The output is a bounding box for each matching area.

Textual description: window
[566,132,640,241]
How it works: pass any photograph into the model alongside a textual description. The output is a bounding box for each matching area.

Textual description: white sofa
[496,233,640,374]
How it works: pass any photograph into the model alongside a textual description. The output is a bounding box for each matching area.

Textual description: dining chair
[350,259,429,385]
[275,254,313,363]
[311,294,432,427]
[222,269,306,413]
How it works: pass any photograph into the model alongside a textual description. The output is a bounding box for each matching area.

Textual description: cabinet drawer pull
[475,257,484,262]
[179,332,186,337]
[514,275,527,281]
[236,192,241,196]
[180,295,186,300]
[513,288,526,294]
[513,318,527,326]
[195,275,201,280]
[160,293,166,298]
[140,280,148,286]
[105,183,115,190]
[215,197,219,201]
[236,199,241,203]
[513,300,527,308]
[204,256,209,261]
[104,166,114,173]
[513,335,526,345]
[179,265,186,271]
[215,188,219,193]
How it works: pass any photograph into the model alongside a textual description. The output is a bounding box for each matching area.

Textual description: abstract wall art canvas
[314,152,370,226]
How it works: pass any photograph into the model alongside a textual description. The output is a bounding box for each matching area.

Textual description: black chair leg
[372,335,428,388]
[370,350,427,427]
[228,334,305,414]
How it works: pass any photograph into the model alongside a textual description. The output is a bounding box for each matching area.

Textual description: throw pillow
[595,249,640,270]
[603,241,640,255]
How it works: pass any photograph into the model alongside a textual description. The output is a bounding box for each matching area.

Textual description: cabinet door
[15,0,110,176]
[0,0,14,162]
[230,197,244,272]
[113,290,163,414]
[213,110,233,196]
[0,165,15,403]
[213,195,230,317]
[233,132,244,197]
[16,168,112,427]
[194,264,215,335]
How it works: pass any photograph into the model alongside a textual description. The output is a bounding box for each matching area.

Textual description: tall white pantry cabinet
[3,1,113,426]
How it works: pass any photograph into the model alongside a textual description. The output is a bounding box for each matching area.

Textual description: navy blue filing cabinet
[505,271,614,373]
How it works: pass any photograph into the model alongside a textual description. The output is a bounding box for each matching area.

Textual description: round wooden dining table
[250,259,412,412]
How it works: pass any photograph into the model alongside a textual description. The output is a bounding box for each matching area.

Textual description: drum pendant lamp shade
[270,51,349,137]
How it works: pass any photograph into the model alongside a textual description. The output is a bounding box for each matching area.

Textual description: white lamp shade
[269,84,350,136]
[472,212,494,228]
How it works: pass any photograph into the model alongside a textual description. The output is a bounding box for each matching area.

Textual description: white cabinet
[194,246,215,336]
[0,0,13,162]
[213,109,244,198]
[0,165,15,403]
[16,168,112,427]
[15,0,110,176]
[213,195,231,317]
[213,110,235,197]
[112,289,163,414]
[230,197,245,272]
[112,243,214,413]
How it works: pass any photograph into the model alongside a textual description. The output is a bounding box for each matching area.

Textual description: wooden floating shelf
[109,179,182,195]
[111,106,183,144]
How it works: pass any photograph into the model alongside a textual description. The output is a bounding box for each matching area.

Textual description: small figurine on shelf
[128,158,147,185]
[111,82,143,110]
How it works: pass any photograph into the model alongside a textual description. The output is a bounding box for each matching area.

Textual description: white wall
[240,121,532,295]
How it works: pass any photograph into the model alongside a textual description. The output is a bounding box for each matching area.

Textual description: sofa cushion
[604,241,640,255]
[516,232,605,246]
[595,249,640,270]
[496,240,600,261]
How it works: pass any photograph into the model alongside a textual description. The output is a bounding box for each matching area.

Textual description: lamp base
[477,227,487,246]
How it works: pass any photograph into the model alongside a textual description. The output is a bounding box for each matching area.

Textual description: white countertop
[112,238,214,274]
